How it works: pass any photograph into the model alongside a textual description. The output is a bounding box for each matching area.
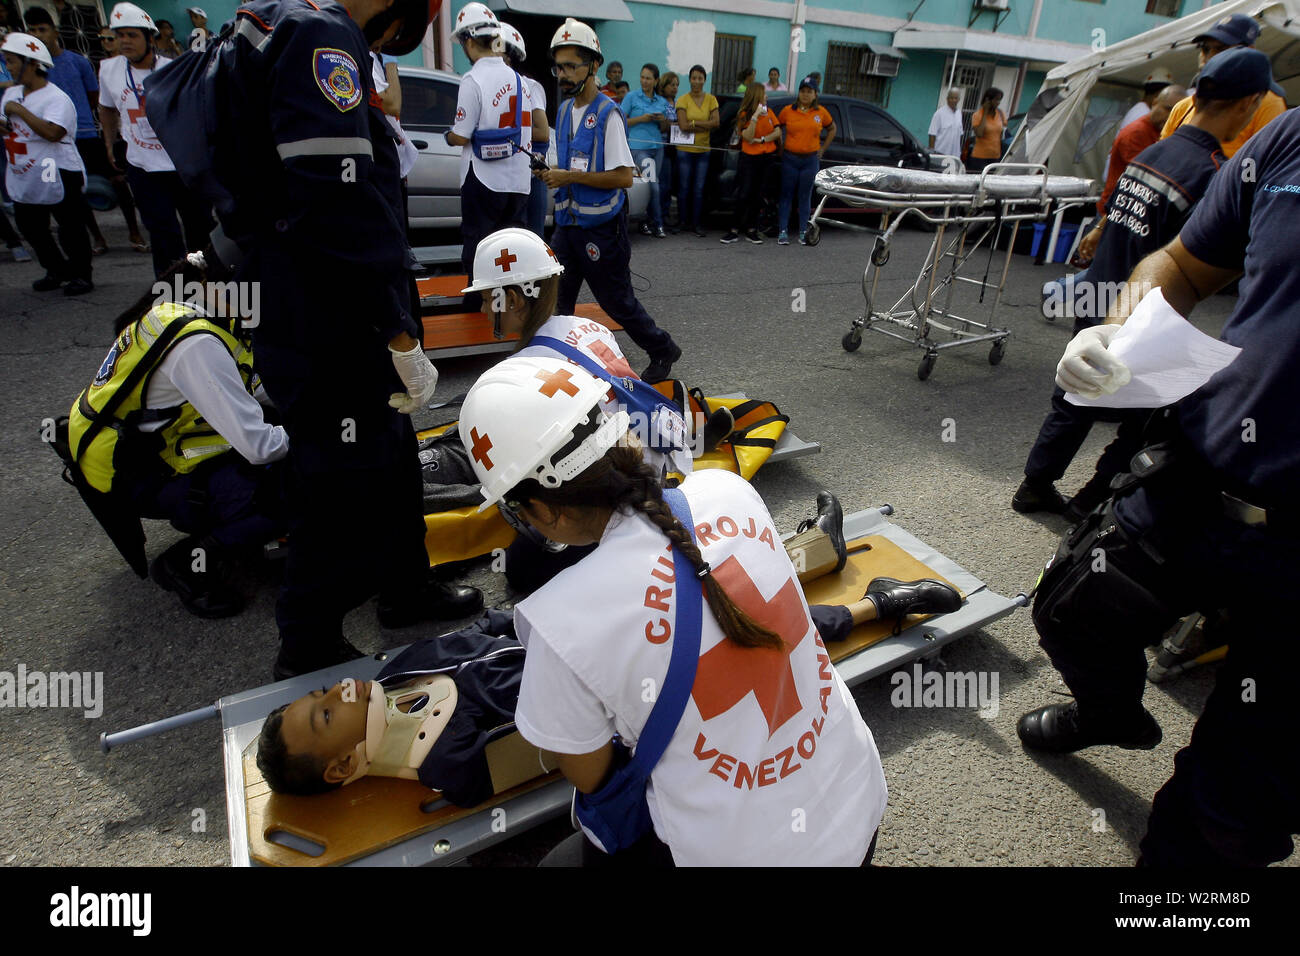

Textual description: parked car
[699,92,938,225]
[396,65,648,231]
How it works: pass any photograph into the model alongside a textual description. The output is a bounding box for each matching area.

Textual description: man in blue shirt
[25,6,111,253]
[620,62,670,237]
[1017,50,1300,867]
[1016,53,1273,522]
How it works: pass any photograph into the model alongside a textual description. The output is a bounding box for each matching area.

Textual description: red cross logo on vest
[469,427,494,470]
[691,557,809,737]
[127,101,147,126]
[535,368,580,398]
[494,248,517,272]
[3,130,26,165]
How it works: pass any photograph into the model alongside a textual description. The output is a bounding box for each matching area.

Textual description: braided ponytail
[512,446,785,650]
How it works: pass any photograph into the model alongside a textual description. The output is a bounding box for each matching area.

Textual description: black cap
[798,75,818,91]
[1193,13,1261,48]
[1193,46,1284,101]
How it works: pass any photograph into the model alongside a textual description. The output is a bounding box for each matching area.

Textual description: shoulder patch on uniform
[92,330,131,388]
[313,47,363,113]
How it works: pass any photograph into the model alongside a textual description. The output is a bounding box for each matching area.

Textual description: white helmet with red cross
[452,2,499,41]
[109,3,159,34]
[498,20,525,62]
[2,33,53,69]
[462,227,564,297]
[461,356,629,511]
[549,17,602,65]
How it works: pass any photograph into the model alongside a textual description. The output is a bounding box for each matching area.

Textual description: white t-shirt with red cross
[450,55,534,194]
[2,83,83,204]
[98,53,175,173]
[514,469,886,866]
[517,314,691,475]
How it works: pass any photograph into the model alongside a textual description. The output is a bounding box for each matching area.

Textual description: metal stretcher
[99,506,1025,867]
[810,164,1098,380]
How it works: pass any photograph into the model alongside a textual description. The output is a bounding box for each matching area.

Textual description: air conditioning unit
[858,52,900,77]
[975,0,1010,11]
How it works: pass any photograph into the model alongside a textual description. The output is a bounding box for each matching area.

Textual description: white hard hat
[499,21,525,62]
[462,228,564,295]
[452,2,499,42]
[461,356,629,511]
[1144,68,1175,86]
[186,6,207,17]
[109,3,159,34]
[1,33,52,69]
[550,17,602,65]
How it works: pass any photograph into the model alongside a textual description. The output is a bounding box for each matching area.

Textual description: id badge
[569,154,590,173]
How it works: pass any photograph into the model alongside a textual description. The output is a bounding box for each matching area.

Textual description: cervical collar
[342,676,458,785]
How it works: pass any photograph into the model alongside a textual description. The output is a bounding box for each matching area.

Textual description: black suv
[698,92,936,223]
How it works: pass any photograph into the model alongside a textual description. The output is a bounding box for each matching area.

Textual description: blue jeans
[676,150,709,228]
[631,147,663,229]
[778,151,819,235]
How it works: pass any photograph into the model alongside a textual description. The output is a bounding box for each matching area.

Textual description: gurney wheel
[917,351,937,381]
[805,223,821,246]
[842,329,862,352]
[989,340,1007,366]
[871,241,889,267]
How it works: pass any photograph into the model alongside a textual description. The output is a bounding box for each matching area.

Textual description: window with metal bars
[947,61,991,131]
[711,33,755,95]
[1145,0,1181,15]
[825,42,891,105]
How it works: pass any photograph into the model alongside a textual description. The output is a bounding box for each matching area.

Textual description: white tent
[1007,0,1300,182]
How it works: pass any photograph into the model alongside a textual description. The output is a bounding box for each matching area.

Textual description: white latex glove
[389,343,439,414]
[1056,323,1131,399]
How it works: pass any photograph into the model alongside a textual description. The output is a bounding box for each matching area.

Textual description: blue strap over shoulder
[629,486,702,774]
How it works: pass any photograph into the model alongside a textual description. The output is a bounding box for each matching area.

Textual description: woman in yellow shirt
[968,87,1005,173]
[675,65,719,237]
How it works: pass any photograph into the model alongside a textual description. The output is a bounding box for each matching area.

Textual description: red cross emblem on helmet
[26,41,38,52]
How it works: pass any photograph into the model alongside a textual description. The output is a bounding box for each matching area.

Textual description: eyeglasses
[551,61,588,76]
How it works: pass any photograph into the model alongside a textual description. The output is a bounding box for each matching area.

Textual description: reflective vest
[68,303,256,493]
[555,93,626,228]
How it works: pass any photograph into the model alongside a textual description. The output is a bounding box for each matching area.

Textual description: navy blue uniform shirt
[1089,125,1225,287]
[1177,107,1300,504]
[226,0,418,347]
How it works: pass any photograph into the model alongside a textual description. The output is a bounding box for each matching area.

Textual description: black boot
[1016,700,1161,754]
[641,342,682,385]
[864,576,961,620]
[150,536,245,619]
[795,492,847,574]
[377,577,484,628]
[700,406,734,452]
[1012,478,1068,514]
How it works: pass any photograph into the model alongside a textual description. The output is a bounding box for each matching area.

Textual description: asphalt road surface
[1,210,1283,868]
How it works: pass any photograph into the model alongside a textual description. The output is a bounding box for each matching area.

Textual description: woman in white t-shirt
[1,32,93,293]
[459,355,888,866]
